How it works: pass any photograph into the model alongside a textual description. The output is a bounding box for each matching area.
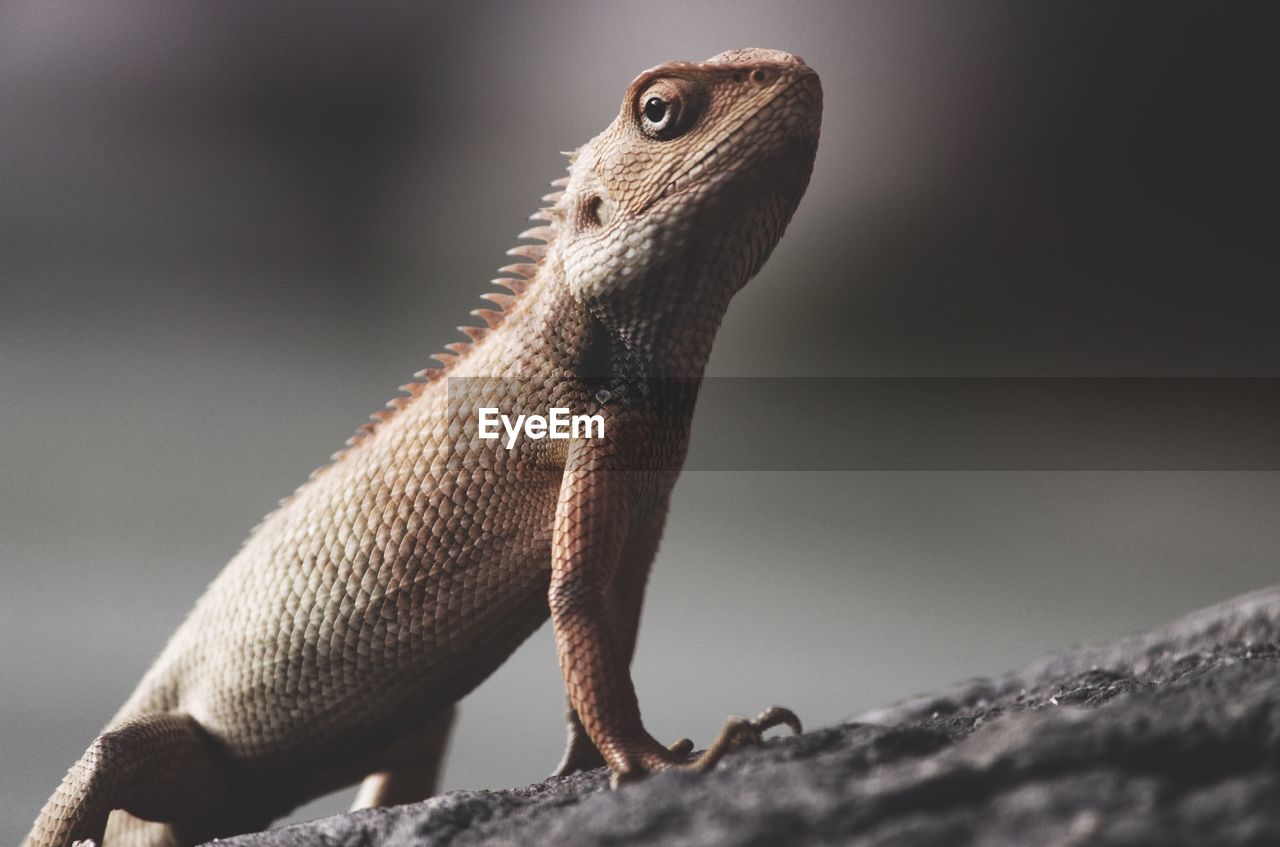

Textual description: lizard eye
[636,80,699,140]
[644,96,669,124]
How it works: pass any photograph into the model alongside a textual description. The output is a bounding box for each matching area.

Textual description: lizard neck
[578,258,735,383]
[492,253,730,384]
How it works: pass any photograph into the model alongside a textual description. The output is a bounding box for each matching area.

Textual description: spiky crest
[291,168,571,494]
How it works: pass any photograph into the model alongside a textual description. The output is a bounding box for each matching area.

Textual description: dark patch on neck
[579,311,704,418]
[579,313,632,391]
[579,312,660,410]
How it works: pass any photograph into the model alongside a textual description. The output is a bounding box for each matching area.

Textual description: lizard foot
[694,705,802,770]
[611,706,801,788]
[553,726,606,777]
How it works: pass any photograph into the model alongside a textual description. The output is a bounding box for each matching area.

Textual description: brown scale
[26,48,821,846]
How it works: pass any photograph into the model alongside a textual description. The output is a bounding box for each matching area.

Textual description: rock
[216,587,1280,846]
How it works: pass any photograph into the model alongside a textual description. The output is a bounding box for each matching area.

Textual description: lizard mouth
[652,72,820,207]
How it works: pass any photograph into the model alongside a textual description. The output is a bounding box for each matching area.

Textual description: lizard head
[554,48,822,364]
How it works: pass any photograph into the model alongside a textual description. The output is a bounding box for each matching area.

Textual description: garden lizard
[26,47,822,846]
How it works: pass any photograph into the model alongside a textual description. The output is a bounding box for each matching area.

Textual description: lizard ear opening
[578,193,613,229]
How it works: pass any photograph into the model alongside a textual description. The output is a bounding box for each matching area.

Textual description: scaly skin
[26,48,821,846]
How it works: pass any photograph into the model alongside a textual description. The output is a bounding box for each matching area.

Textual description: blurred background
[1,0,1276,836]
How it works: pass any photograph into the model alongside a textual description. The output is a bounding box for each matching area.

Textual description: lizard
[25,47,822,847]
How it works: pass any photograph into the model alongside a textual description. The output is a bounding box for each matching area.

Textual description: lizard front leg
[549,443,799,786]
[554,506,664,776]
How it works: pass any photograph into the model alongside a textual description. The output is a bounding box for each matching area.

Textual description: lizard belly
[137,452,562,772]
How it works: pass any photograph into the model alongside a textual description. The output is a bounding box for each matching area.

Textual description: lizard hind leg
[553,706,607,777]
[350,705,457,810]
[24,712,228,847]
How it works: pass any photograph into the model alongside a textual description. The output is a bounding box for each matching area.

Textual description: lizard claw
[609,706,801,787]
[691,706,802,772]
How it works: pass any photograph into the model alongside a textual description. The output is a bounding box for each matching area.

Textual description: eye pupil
[644,96,668,123]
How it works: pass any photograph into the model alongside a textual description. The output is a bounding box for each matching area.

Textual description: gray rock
[216,587,1280,846]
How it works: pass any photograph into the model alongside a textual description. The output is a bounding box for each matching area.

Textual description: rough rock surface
[217,587,1280,846]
